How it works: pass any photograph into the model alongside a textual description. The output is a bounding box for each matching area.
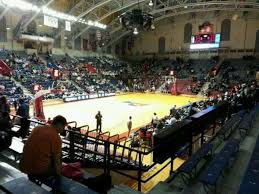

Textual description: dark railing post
[138,153,142,192]
[201,131,204,145]
[69,131,75,161]
[189,133,193,157]
[170,157,174,175]
[104,141,107,174]
[212,121,216,135]
[107,142,111,175]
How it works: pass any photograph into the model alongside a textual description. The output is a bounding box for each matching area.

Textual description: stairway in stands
[109,185,142,194]
[10,77,34,99]
[197,82,210,97]
[155,82,166,93]
[13,14,31,39]
[69,79,84,92]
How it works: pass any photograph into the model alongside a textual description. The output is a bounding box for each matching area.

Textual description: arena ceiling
[2,0,259,46]
[50,0,259,47]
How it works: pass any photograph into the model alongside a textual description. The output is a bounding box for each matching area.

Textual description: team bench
[178,142,213,184]
[199,138,240,193]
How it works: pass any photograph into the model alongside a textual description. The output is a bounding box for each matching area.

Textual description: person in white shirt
[166,117,177,125]
[152,113,159,127]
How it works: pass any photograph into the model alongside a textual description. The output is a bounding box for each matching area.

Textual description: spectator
[0,112,13,152]
[47,117,52,125]
[0,112,12,132]
[16,98,29,118]
[170,105,177,116]
[152,112,159,127]
[127,116,132,137]
[0,96,10,117]
[95,111,102,132]
[19,115,67,187]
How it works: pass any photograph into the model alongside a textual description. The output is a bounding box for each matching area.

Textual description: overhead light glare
[0,0,107,29]
[133,28,138,35]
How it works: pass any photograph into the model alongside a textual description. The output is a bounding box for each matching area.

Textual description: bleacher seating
[32,175,98,194]
[239,109,257,138]
[0,76,29,105]
[238,135,259,194]
[0,176,98,194]
[209,58,259,96]
[199,138,240,192]
[0,177,49,194]
[178,142,213,183]
[218,113,242,140]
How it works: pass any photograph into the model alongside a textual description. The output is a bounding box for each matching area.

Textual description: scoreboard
[190,33,221,50]
[191,33,220,44]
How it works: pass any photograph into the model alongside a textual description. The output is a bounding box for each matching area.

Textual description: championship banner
[96,30,102,41]
[53,69,59,78]
[65,21,71,31]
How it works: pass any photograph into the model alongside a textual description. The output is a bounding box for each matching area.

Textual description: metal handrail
[108,134,119,141]
[67,121,77,128]
[97,131,110,140]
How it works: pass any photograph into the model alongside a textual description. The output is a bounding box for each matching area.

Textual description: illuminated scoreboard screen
[190,33,221,50]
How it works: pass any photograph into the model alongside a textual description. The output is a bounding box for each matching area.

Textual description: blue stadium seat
[178,143,213,183]
[238,136,259,194]
[199,139,240,192]
[0,177,49,194]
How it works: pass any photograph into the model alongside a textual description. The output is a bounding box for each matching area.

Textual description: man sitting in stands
[19,115,67,190]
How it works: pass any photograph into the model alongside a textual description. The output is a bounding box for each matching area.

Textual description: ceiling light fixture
[133,28,139,35]
[149,0,153,7]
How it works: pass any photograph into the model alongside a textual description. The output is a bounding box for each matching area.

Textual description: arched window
[0,17,7,42]
[184,23,192,43]
[221,19,231,41]
[158,37,165,54]
[255,30,259,52]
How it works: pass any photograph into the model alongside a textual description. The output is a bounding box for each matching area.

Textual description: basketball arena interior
[0,0,259,193]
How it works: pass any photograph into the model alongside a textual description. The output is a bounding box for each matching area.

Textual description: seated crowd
[0,51,129,100]
[207,58,259,97]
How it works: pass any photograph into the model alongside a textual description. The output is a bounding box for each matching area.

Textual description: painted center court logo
[123,101,148,107]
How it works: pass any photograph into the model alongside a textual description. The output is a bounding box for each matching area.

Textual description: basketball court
[41,93,203,136]
[38,93,204,192]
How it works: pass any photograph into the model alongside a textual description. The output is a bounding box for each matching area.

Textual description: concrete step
[10,77,34,98]
[109,185,142,194]
[148,181,182,194]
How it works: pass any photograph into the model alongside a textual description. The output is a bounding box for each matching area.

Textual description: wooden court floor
[41,93,203,136]
[39,93,204,193]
